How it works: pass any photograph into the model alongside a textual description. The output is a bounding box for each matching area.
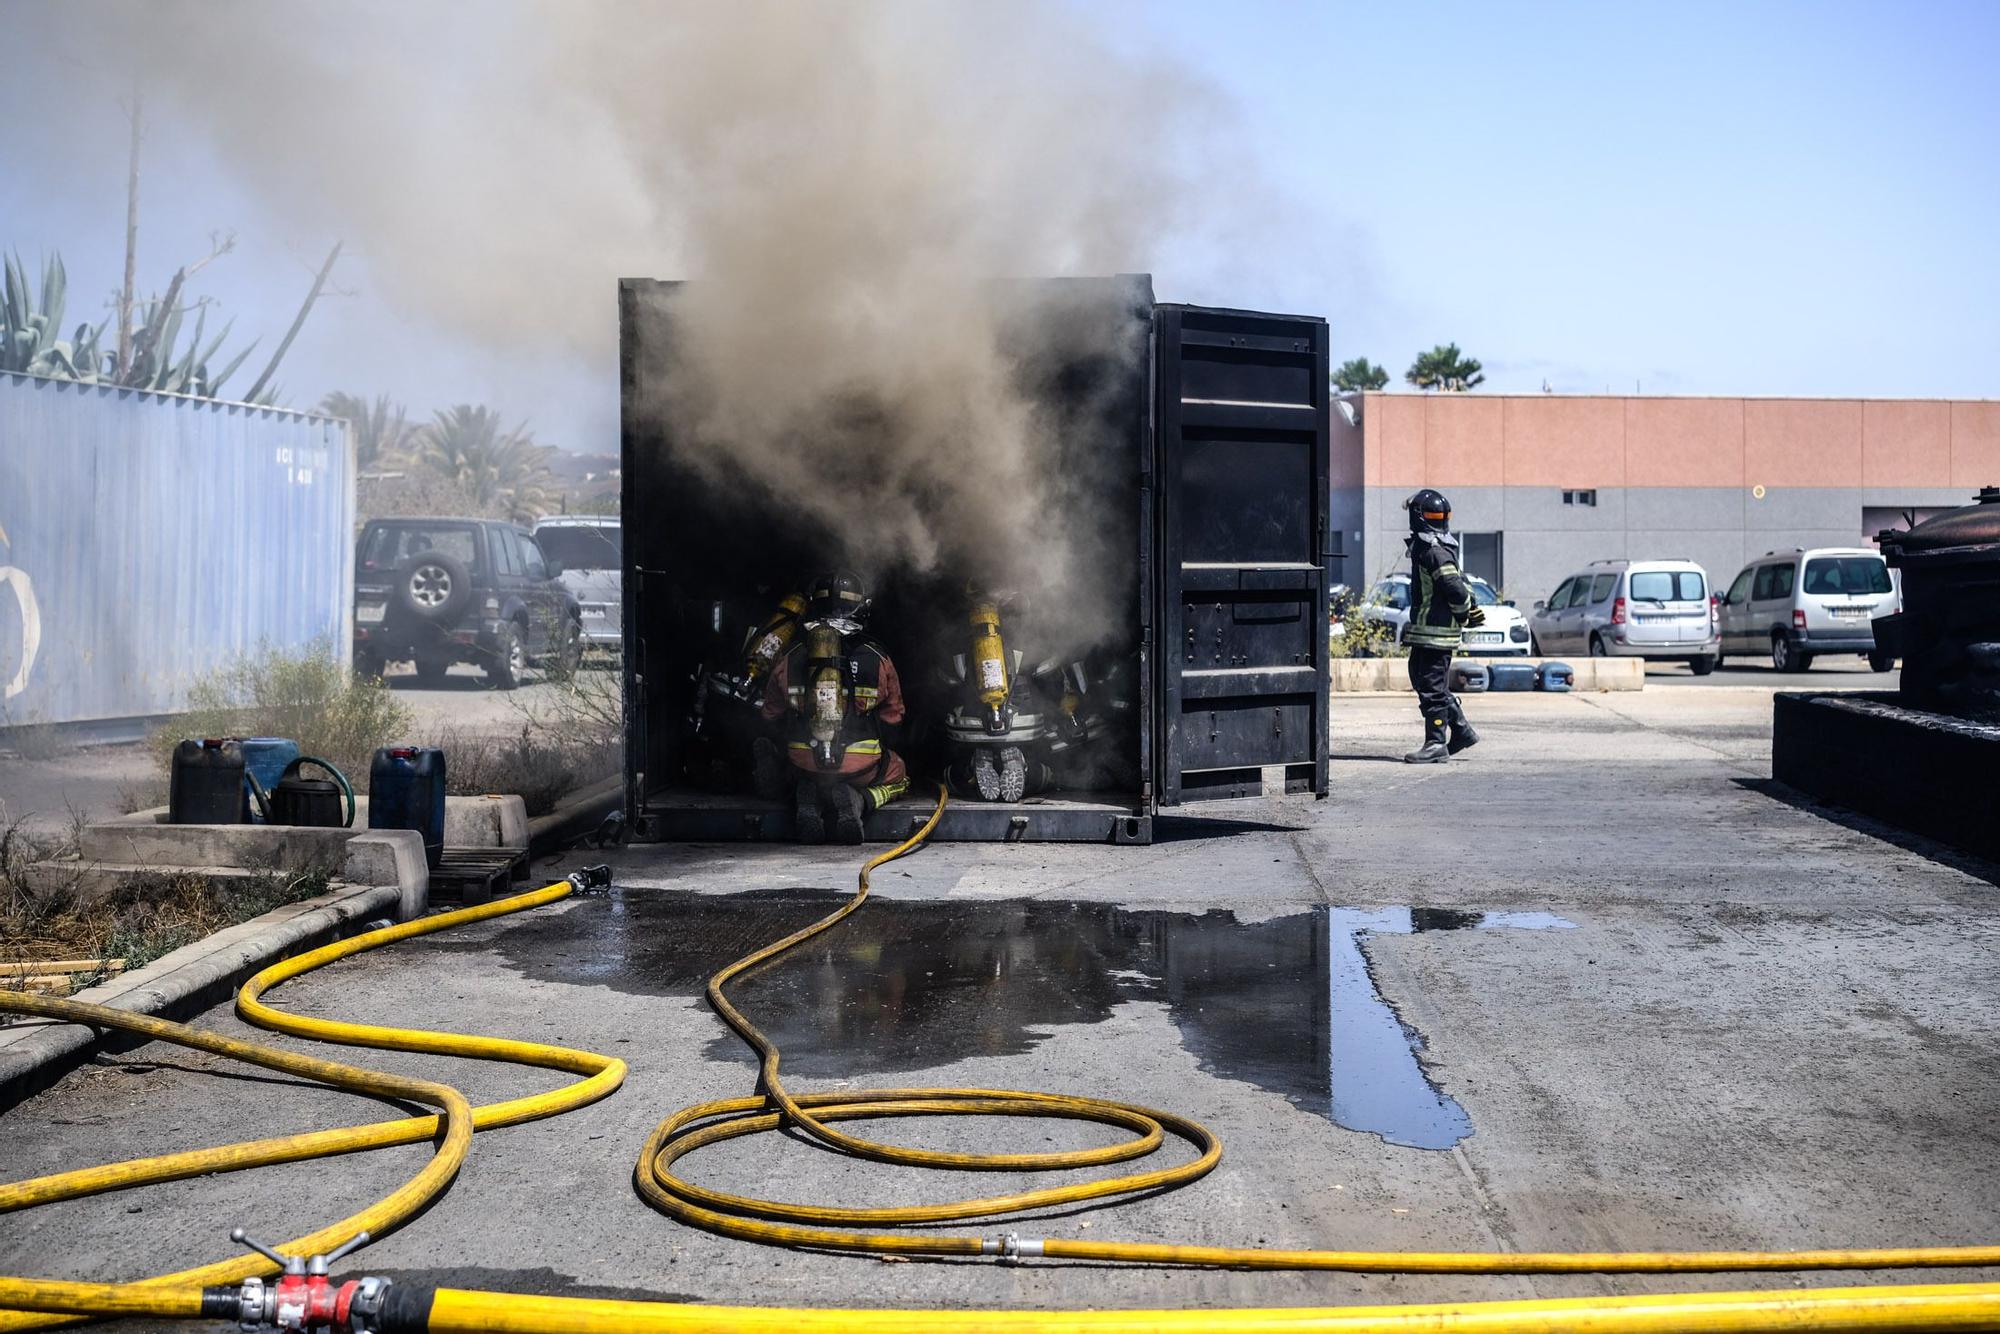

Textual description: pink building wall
[1355,393,2000,489]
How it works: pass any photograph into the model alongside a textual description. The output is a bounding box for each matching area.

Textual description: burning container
[619,276,1332,843]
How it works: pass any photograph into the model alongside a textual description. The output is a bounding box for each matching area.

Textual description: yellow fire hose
[0,787,1997,1333]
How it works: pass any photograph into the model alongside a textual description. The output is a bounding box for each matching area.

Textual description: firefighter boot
[794,780,826,844]
[1404,715,1452,763]
[970,749,1004,801]
[1446,695,1480,755]
[829,782,866,845]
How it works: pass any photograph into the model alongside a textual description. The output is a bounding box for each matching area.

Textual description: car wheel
[1688,655,1716,676]
[1771,633,1810,672]
[486,622,525,691]
[1868,650,1895,673]
[1589,634,1607,658]
[396,552,473,624]
[414,655,450,685]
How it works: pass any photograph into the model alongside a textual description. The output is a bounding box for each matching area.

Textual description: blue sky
[3,1,1994,450]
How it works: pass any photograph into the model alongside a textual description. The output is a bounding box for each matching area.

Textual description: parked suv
[353,517,581,689]
[1360,573,1532,654]
[1718,548,1899,672]
[531,515,622,653]
[1530,559,1719,673]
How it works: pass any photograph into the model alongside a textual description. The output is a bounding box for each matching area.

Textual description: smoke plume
[28,1,1250,638]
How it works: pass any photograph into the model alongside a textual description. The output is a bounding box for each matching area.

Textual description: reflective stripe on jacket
[1405,533,1474,649]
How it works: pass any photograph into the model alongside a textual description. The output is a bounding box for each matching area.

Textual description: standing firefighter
[1401,489,1483,763]
[761,570,911,843]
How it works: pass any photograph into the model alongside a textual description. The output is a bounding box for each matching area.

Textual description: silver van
[531,515,623,652]
[1529,559,1719,673]
[1718,548,1898,672]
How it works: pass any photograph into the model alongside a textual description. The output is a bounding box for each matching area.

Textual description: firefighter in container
[942,590,1058,802]
[760,570,910,843]
[1400,489,1483,763]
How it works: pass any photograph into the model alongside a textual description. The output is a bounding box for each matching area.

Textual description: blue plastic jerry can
[369,746,448,868]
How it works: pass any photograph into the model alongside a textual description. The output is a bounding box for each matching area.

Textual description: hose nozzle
[566,864,613,894]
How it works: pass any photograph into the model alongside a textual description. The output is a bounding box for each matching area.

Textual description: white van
[1529,559,1719,673]
[1718,548,1899,672]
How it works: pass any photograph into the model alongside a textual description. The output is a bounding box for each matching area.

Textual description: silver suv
[1718,547,1899,672]
[1529,559,1719,674]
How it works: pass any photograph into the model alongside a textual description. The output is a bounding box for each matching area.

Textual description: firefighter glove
[1464,605,1486,628]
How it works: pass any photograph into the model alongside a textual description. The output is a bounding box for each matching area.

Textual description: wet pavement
[443,890,1560,1149]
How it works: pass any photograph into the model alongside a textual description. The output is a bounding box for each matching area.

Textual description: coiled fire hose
[1,790,1998,1332]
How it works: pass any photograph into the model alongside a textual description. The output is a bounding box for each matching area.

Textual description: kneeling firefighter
[1401,489,1483,763]
[760,570,911,842]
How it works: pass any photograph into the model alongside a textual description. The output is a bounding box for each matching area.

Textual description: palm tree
[416,404,558,523]
[1332,357,1390,392]
[318,391,414,474]
[1405,343,1485,392]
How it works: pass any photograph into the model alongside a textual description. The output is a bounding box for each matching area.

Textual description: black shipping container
[619,275,1331,844]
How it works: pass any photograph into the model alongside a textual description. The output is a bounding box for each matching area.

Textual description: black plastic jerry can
[269,757,353,828]
[168,739,246,825]
[369,746,448,868]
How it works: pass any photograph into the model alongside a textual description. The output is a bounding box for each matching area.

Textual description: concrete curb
[0,880,402,1110]
[1330,657,1643,692]
[527,774,624,854]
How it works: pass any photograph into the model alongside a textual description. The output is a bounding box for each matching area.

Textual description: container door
[1152,304,1330,804]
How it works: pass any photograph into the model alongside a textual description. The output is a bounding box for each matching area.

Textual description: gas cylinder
[369,746,448,867]
[969,598,1012,733]
[168,739,247,825]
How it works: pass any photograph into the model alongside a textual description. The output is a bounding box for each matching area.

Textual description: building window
[1562,489,1597,507]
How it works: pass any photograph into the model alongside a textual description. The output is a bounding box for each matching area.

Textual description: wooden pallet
[428,846,529,906]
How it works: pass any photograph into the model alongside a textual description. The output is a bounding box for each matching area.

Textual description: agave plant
[122,289,262,401]
[4,247,274,404]
[1,252,105,382]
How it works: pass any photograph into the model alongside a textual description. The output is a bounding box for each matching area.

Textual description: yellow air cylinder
[743,592,807,689]
[970,599,1009,715]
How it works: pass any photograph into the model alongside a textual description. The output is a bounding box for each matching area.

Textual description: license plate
[1831,607,1867,619]
[357,603,386,624]
[1465,631,1502,643]
[583,606,607,619]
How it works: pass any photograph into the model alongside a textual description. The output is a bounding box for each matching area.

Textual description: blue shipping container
[0,372,353,728]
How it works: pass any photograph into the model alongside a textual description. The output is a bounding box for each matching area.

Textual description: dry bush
[1,857,328,982]
[148,642,412,788]
[426,656,623,816]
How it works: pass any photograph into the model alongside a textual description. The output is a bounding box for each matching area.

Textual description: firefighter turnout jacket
[760,635,906,778]
[1404,531,1476,649]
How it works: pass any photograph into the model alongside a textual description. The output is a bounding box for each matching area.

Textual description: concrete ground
[2,687,1996,1328]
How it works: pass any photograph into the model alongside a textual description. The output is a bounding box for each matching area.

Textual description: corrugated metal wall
[0,372,353,728]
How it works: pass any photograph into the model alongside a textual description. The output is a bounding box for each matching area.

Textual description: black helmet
[805,569,868,620]
[1404,489,1451,534]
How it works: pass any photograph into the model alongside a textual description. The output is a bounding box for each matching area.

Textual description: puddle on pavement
[447,890,1572,1150]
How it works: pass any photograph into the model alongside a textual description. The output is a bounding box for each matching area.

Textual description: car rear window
[1589,573,1616,603]
[1629,570,1705,602]
[360,524,480,573]
[1803,556,1891,596]
[535,524,623,571]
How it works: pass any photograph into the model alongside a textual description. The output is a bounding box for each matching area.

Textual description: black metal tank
[1875,486,2000,718]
